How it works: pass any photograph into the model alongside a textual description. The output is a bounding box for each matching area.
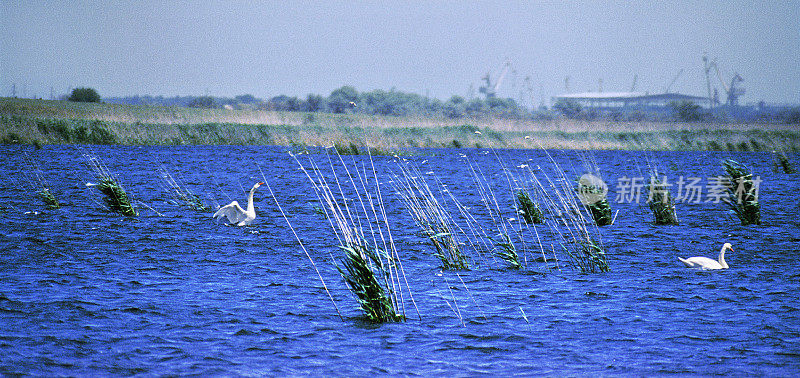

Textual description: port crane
[479,59,512,99]
[703,54,745,107]
[665,69,684,93]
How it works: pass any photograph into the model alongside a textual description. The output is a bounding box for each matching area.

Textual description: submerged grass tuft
[37,188,60,209]
[722,159,761,225]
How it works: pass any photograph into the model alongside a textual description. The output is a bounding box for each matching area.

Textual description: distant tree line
[99,85,799,124]
[105,86,551,120]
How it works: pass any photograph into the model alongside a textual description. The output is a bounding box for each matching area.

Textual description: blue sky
[2,1,798,105]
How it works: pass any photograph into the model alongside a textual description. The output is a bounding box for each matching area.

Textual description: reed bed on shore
[3,98,800,151]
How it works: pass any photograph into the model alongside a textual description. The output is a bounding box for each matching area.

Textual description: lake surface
[1,144,798,376]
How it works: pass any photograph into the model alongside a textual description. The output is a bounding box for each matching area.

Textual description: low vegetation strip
[1,97,799,151]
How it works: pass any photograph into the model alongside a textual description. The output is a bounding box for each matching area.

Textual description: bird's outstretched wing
[213,201,247,225]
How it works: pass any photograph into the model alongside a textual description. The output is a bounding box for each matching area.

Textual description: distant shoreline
[1,97,798,152]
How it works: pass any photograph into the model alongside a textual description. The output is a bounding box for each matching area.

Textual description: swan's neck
[718,246,729,268]
[246,187,257,213]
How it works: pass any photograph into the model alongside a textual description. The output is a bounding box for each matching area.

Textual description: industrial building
[551,92,711,110]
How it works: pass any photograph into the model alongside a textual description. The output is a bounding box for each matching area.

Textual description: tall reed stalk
[392,158,470,270]
[293,148,418,322]
[259,166,343,322]
[461,153,524,269]
[21,153,60,209]
[158,166,211,211]
[519,148,610,273]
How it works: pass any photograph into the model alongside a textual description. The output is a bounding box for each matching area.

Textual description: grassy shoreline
[2,97,798,151]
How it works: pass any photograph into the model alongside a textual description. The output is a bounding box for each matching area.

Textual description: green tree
[486,97,520,118]
[305,94,325,112]
[465,98,488,117]
[328,85,359,113]
[443,96,466,119]
[68,87,101,103]
[189,96,215,108]
[268,95,302,111]
[235,94,258,104]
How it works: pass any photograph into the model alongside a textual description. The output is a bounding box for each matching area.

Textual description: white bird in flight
[679,242,733,270]
[213,182,264,226]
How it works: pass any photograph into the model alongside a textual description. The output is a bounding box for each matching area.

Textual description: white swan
[679,242,732,270]
[213,182,264,226]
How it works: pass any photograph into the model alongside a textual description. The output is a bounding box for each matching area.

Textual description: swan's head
[722,242,734,252]
[255,182,264,188]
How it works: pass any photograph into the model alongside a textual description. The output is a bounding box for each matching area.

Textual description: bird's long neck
[246,186,257,213]
[718,246,728,268]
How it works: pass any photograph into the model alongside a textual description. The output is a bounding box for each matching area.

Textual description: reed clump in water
[562,238,608,274]
[516,190,543,224]
[519,151,610,273]
[37,188,60,209]
[159,167,211,212]
[491,233,521,269]
[294,149,416,322]
[723,159,760,225]
[22,153,60,210]
[773,151,795,174]
[577,176,613,226]
[84,154,138,216]
[424,225,469,270]
[646,170,679,225]
[337,241,405,322]
[96,177,138,216]
[392,159,470,270]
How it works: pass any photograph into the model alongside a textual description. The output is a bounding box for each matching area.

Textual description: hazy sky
[2,1,799,105]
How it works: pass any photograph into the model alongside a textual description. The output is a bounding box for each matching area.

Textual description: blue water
[1,145,799,376]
